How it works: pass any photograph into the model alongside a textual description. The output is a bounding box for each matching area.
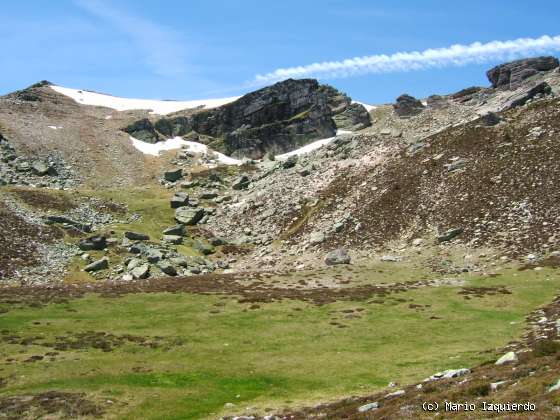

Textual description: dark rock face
[393,94,425,117]
[123,79,371,159]
[487,56,559,90]
[123,118,160,144]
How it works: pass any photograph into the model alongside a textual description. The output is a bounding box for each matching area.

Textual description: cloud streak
[75,0,187,77]
[253,35,560,84]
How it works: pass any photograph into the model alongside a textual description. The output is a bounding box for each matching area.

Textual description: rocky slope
[196,57,560,270]
[1,56,559,280]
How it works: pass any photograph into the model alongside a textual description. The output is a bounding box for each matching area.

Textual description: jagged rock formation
[487,56,559,90]
[393,94,425,117]
[124,79,371,158]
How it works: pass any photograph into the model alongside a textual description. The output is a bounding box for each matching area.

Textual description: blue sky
[2,0,559,103]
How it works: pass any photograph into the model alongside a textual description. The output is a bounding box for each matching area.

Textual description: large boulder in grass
[78,235,107,251]
[175,207,205,225]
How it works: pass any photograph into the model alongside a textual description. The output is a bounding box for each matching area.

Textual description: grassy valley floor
[0,265,558,419]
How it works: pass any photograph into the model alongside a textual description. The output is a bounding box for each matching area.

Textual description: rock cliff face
[124,79,371,158]
[486,56,559,90]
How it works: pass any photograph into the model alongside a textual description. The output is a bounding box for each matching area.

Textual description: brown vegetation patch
[10,188,77,211]
[0,202,63,279]
[458,286,512,299]
[0,391,104,419]
[0,273,422,309]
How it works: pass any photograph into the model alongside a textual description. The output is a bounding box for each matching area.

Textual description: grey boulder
[175,207,205,225]
[124,231,150,241]
[164,168,183,182]
[84,257,109,272]
[325,248,351,265]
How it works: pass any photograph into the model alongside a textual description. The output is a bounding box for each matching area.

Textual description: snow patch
[48,125,62,130]
[51,85,240,115]
[129,136,242,165]
[276,130,352,160]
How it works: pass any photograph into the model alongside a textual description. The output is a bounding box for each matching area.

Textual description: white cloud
[253,35,560,84]
[75,0,187,77]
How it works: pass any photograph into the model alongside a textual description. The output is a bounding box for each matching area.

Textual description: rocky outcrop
[123,118,160,144]
[393,94,425,117]
[487,56,559,90]
[124,79,371,159]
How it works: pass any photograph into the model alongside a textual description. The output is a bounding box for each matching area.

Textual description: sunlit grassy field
[1,266,558,419]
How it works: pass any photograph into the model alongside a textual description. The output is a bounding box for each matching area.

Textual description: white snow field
[50,85,240,115]
[131,129,353,164]
[129,136,242,165]
[275,130,352,160]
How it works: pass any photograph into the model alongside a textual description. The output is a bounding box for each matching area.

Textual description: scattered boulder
[131,264,150,279]
[164,168,183,183]
[491,380,508,391]
[78,235,107,251]
[426,368,470,381]
[209,236,227,246]
[358,402,379,413]
[84,257,109,272]
[175,207,205,225]
[129,242,149,255]
[157,261,177,276]
[170,192,189,208]
[281,155,298,169]
[162,224,186,236]
[495,351,518,365]
[163,235,183,244]
[437,228,463,243]
[325,248,351,265]
[487,56,559,89]
[147,249,163,263]
[124,231,150,241]
[31,160,51,176]
[381,255,401,262]
[393,94,425,117]
[199,191,218,200]
[45,215,91,233]
[480,112,501,126]
[309,231,325,245]
[548,379,560,393]
[232,174,250,190]
[127,258,142,271]
[194,240,215,255]
[444,158,467,172]
[170,257,189,268]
